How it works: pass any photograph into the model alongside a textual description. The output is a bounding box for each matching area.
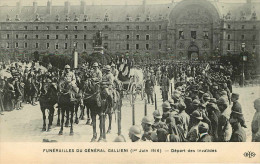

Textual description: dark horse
[39,79,58,131]
[81,79,105,142]
[58,81,79,135]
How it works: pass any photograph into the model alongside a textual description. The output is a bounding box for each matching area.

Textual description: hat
[111,63,115,67]
[202,93,210,100]
[153,110,162,119]
[168,99,175,105]
[129,125,142,138]
[162,101,171,109]
[217,97,228,106]
[105,65,111,71]
[141,116,153,125]
[198,122,209,133]
[191,110,203,120]
[209,98,216,103]
[64,65,70,69]
[231,93,239,99]
[192,99,200,106]
[93,62,98,67]
[220,91,227,96]
[114,135,126,142]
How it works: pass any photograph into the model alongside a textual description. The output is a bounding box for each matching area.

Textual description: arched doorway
[188,45,199,60]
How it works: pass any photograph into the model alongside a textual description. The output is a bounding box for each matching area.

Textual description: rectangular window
[126,44,129,50]
[6,43,10,48]
[179,31,184,39]
[84,26,87,30]
[47,35,49,39]
[36,35,38,39]
[7,34,9,39]
[126,35,130,40]
[242,25,245,29]
[146,35,150,40]
[191,31,196,39]
[65,26,68,30]
[136,35,140,40]
[24,35,27,39]
[159,43,162,50]
[55,44,59,49]
[46,43,50,49]
[146,26,150,30]
[228,34,231,40]
[241,35,245,40]
[65,34,68,39]
[117,34,120,40]
[74,26,77,30]
[75,35,77,39]
[136,44,139,50]
[47,26,50,30]
[105,25,109,29]
[159,25,162,30]
[253,35,256,40]
[36,26,38,30]
[24,42,27,48]
[65,43,68,49]
[84,43,87,49]
[84,35,87,40]
[203,31,209,39]
[116,43,120,50]
[126,26,130,30]
[227,44,231,50]
[24,26,27,30]
[158,34,161,40]
[36,43,39,48]
[146,44,149,50]
[228,24,231,29]
[16,34,18,39]
[56,26,59,30]
[136,26,139,30]
[104,34,108,40]
[15,42,18,48]
[104,43,108,49]
[56,35,58,39]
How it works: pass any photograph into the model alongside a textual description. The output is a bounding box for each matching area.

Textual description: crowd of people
[115,61,260,142]
[0,58,259,142]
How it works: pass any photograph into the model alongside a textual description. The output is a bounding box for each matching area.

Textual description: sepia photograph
[0,0,259,163]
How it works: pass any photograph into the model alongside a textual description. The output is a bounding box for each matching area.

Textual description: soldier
[101,65,115,105]
[91,62,102,82]
[144,75,154,105]
[231,93,247,128]
[161,101,172,122]
[229,116,246,142]
[61,65,78,101]
[152,110,162,130]
[178,101,190,136]
[251,98,260,142]
[217,97,232,142]
[161,73,170,102]
[187,110,203,142]
[197,122,212,142]
[111,63,119,80]
[128,125,142,142]
[141,116,154,142]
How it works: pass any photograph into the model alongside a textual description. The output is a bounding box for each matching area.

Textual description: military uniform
[229,127,246,142]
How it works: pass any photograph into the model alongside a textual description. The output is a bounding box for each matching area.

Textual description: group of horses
[39,75,123,142]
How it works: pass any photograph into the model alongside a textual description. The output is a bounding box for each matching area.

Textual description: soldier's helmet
[129,125,142,138]
[114,135,126,142]
[105,65,111,71]
[141,116,153,125]
[64,65,70,69]
[93,62,98,67]
[162,101,171,109]
[111,63,115,67]
[153,110,162,119]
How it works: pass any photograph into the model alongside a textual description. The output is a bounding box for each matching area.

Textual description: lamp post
[241,43,247,87]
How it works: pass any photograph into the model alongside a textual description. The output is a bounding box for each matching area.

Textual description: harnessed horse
[39,79,58,132]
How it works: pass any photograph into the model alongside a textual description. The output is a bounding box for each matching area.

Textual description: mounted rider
[101,65,117,107]
[91,62,102,82]
[60,65,79,101]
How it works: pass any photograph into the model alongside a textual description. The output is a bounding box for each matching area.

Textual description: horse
[57,80,79,135]
[39,78,58,132]
[81,78,105,142]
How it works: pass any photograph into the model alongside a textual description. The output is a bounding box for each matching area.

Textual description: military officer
[91,62,102,82]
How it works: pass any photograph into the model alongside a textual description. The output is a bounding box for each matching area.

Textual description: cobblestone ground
[0,85,259,142]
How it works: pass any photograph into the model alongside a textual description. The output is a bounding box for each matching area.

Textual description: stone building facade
[0,0,259,60]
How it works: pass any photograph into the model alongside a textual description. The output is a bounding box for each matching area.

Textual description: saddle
[60,81,79,102]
